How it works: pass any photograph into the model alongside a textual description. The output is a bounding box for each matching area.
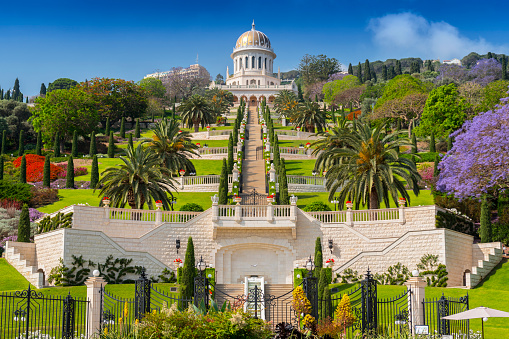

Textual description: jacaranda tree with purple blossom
[435,64,468,85]
[468,58,503,87]
[436,89,509,200]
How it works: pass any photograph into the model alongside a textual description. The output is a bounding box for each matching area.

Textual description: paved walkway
[241,106,267,194]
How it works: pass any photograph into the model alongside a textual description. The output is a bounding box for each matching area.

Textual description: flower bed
[13,154,45,168]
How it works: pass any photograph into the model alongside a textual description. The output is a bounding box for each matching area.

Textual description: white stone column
[155,208,162,225]
[265,142,271,152]
[211,195,219,222]
[346,203,353,227]
[282,117,287,126]
[86,274,107,338]
[232,163,239,182]
[290,195,298,222]
[267,202,274,222]
[269,163,276,183]
[399,199,406,225]
[306,148,312,158]
[405,275,427,334]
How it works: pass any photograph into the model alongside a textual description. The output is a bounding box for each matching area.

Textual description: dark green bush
[303,201,331,212]
[401,152,440,163]
[0,180,32,203]
[179,203,204,212]
[434,193,481,222]
[435,210,475,236]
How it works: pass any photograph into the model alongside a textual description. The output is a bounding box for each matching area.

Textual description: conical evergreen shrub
[71,131,78,157]
[54,132,61,158]
[90,155,99,189]
[89,131,97,157]
[128,133,133,149]
[227,134,234,174]
[105,117,110,136]
[18,130,24,156]
[120,117,125,138]
[1,130,6,155]
[429,132,436,153]
[480,195,492,243]
[218,158,228,204]
[19,154,26,183]
[43,155,50,187]
[315,237,323,269]
[18,204,31,243]
[135,118,140,138]
[108,132,115,158]
[181,237,196,299]
[66,156,74,188]
[36,131,42,156]
[279,158,289,205]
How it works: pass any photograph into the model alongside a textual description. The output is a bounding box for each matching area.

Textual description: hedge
[435,210,475,236]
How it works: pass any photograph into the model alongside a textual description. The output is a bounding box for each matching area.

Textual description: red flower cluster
[26,162,63,182]
[155,200,162,203]
[174,258,182,263]
[13,154,45,168]
[326,258,335,264]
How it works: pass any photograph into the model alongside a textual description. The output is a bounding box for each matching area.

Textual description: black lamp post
[176,238,180,254]
[328,239,333,254]
[194,256,209,308]
[305,255,314,278]
[303,255,318,319]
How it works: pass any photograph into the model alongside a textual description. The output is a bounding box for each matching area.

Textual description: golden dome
[235,21,271,50]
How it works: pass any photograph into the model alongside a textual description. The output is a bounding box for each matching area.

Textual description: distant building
[145,64,209,84]
[443,58,462,65]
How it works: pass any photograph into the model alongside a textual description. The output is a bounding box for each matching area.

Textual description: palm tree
[178,94,214,132]
[290,101,326,133]
[321,121,420,209]
[274,90,298,116]
[311,118,352,173]
[143,118,198,175]
[96,144,177,210]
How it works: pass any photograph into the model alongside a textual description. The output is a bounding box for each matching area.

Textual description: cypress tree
[181,237,196,299]
[1,130,6,155]
[382,64,388,81]
[273,135,281,173]
[18,130,24,156]
[43,155,50,187]
[480,195,492,243]
[322,285,332,319]
[227,134,234,174]
[17,204,31,243]
[35,131,42,156]
[107,132,115,158]
[411,133,417,154]
[19,154,26,183]
[447,137,453,151]
[433,154,440,178]
[502,56,508,80]
[89,131,97,157]
[279,158,289,205]
[40,83,47,96]
[105,117,110,136]
[364,59,371,81]
[128,133,133,149]
[13,78,20,101]
[90,155,99,189]
[356,62,363,83]
[0,156,3,180]
[388,65,396,79]
[172,103,176,119]
[315,237,323,269]
[372,68,377,83]
[318,268,328,317]
[396,60,402,75]
[71,131,78,157]
[348,63,353,75]
[429,132,436,153]
[120,116,125,138]
[218,158,228,204]
[54,132,60,157]
[66,156,74,188]
[135,118,140,138]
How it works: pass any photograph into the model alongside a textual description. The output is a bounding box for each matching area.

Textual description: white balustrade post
[267,202,274,222]
[290,195,298,222]
[206,126,211,139]
[232,163,239,182]
[346,202,353,226]
[211,195,219,222]
[297,130,301,138]
[237,141,243,151]
[269,163,276,183]
[86,273,107,337]
[103,199,110,220]
[155,209,162,225]
[399,199,406,225]
[235,200,242,223]
[282,117,287,126]
[307,148,312,158]
[265,142,271,153]
[263,125,267,134]
[405,273,426,334]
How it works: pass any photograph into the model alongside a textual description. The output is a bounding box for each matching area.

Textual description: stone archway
[268,95,275,104]
[214,237,296,284]
[241,96,248,104]
[249,96,257,106]
[259,95,266,103]
[232,95,239,103]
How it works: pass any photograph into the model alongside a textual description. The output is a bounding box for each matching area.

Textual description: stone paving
[241,106,267,194]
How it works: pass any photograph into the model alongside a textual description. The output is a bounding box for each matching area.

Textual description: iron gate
[239,189,267,205]
[377,288,412,335]
[0,286,89,339]
[423,294,469,336]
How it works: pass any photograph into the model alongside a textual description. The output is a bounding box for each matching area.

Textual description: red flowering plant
[155,200,162,203]
[173,258,182,263]
[326,258,335,264]
[26,162,63,182]
[13,154,45,168]
[103,197,110,200]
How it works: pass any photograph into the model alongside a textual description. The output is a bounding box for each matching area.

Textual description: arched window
[258,57,261,69]
[245,57,248,69]
[258,80,260,85]
[252,56,255,68]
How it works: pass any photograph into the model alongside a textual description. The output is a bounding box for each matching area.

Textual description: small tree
[36,131,42,156]
[227,134,234,174]
[54,132,61,157]
[218,158,228,204]
[120,116,125,138]
[181,237,196,299]
[279,158,289,204]
[433,154,440,178]
[429,132,436,153]
[66,156,74,188]
[128,133,134,149]
[480,195,492,243]
[135,118,141,138]
[318,269,328,319]
[107,131,115,158]
[18,130,25,156]
[89,131,97,157]
[90,155,99,189]
[334,294,356,335]
[71,131,78,157]
[19,154,27,183]
[1,130,6,155]
[17,204,31,243]
[105,117,110,136]
[43,155,51,187]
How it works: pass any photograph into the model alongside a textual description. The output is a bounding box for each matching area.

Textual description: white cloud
[367,12,508,60]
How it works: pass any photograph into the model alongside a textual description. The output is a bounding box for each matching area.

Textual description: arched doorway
[259,95,266,104]
[232,96,239,103]
[249,96,257,106]
[241,96,248,104]
[268,95,275,104]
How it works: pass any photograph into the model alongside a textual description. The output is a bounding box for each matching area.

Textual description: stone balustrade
[196,146,238,156]
[178,175,233,186]
[306,207,405,226]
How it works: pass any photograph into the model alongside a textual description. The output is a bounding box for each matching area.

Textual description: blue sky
[1,0,508,96]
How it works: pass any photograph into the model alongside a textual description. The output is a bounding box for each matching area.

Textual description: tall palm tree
[143,118,198,175]
[311,118,352,173]
[96,144,177,210]
[274,90,298,116]
[321,121,420,209]
[178,94,214,132]
[290,101,326,133]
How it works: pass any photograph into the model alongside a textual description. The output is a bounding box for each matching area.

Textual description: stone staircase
[4,242,44,288]
[214,284,245,308]
[465,242,504,288]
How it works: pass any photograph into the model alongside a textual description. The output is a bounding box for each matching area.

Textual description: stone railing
[306,207,405,226]
[179,175,233,186]
[275,130,319,140]
[197,147,238,156]
[107,207,201,224]
[211,196,298,223]
[285,175,325,186]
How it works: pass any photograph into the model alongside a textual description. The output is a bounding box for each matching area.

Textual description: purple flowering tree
[436,90,509,199]
[468,58,502,87]
[435,64,468,84]
[327,72,347,82]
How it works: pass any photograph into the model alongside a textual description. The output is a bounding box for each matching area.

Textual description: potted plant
[155,200,163,209]
[179,169,186,176]
[234,194,242,204]
[102,197,110,207]
[174,258,183,269]
[267,194,275,203]
[325,258,335,267]
[398,197,406,207]
[346,200,353,210]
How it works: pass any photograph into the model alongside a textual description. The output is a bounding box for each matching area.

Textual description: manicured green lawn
[0,258,33,290]
[285,160,317,176]
[279,140,318,148]
[192,140,229,147]
[191,160,223,175]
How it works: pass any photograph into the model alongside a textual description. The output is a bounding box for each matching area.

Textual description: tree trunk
[193,118,201,133]
[408,119,414,138]
[306,123,314,133]
[369,186,379,210]
[60,140,65,153]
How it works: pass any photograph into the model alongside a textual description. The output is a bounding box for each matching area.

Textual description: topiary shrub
[37,212,73,234]
[179,203,204,212]
[303,201,331,212]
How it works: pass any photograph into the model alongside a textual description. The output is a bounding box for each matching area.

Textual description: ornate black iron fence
[239,189,267,205]
[377,288,412,336]
[0,286,89,339]
[423,294,469,336]
[100,287,136,332]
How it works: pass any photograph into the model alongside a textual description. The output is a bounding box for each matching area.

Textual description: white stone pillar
[297,130,301,138]
[155,209,162,225]
[265,142,271,152]
[282,117,287,126]
[85,274,107,338]
[405,275,427,334]
[306,148,312,158]
[399,199,406,225]
[346,203,353,227]
[235,201,242,223]
[267,202,274,222]
[263,125,267,134]
[237,142,243,151]
[290,195,298,222]
[269,163,276,183]
[232,163,239,182]
[211,195,219,222]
